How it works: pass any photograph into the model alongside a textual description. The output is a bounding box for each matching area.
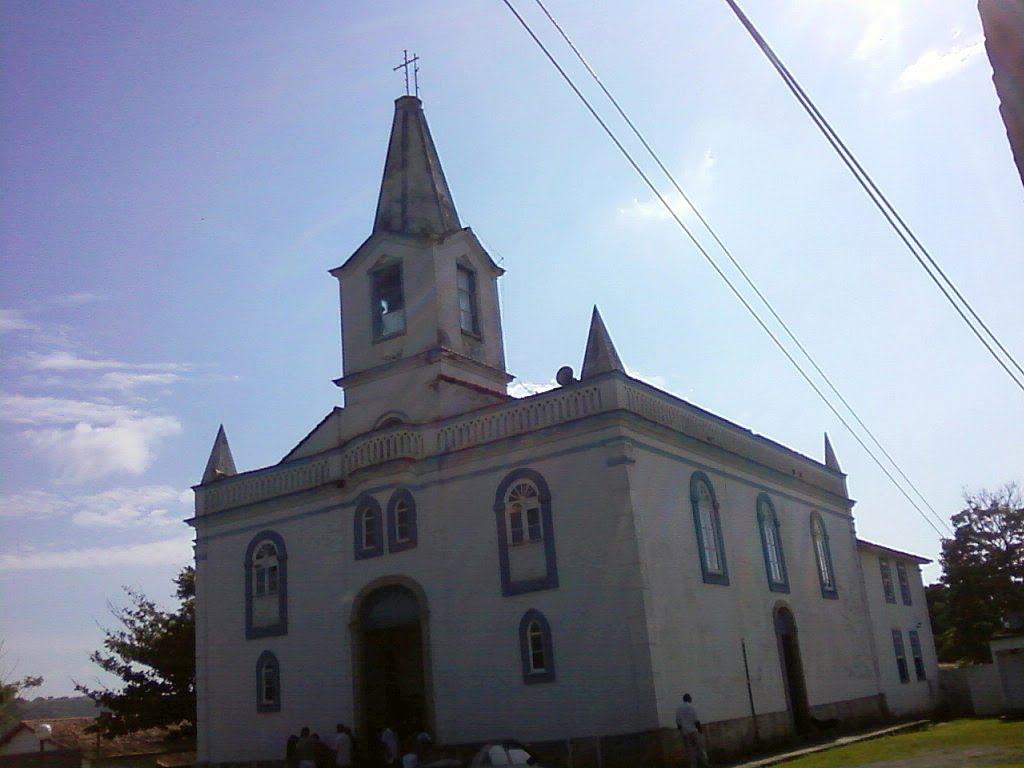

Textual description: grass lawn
[769,719,1024,768]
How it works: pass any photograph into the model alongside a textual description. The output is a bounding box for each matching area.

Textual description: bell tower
[330,96,511,430]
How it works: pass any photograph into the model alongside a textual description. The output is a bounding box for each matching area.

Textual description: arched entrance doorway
[353,580,432,745]
[774,605,810,731]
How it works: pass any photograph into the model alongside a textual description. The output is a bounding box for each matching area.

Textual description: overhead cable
[500,0,950,538]
[528,0,951,536]
[723,0,1024,395]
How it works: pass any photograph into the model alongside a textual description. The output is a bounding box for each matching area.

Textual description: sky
[1,0,1021,699]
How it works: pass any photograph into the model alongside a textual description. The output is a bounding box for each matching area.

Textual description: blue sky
[2,0,1021,698]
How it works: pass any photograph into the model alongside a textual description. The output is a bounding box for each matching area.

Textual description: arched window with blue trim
[494,469,558,596]
[245,531,288,639]
[811,512,838,599]
[689,472,729,585]
[354,495,384,560]
[518,609,555,684]
[387,488,417,553]
[757,494,789,592]
[256,650,281,712]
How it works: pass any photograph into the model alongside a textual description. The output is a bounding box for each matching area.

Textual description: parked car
[467,740,542,767]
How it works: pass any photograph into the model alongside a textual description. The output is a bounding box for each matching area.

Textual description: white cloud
[509,380,559,398]
[0,534,194,572]
[52,293,106,307]
[852,1,903,61]
[2,394,182,480]
[0,309,37,334]
[895,37,985,91]
[618,149,715,224]
[98,372,182,391]
[24,351,190,373]
[23,417,182,481]
[0,485,191,527]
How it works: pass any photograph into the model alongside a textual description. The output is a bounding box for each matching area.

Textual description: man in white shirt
[675,693,710,767]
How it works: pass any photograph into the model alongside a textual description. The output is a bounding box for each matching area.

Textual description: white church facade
[190,95,938,767]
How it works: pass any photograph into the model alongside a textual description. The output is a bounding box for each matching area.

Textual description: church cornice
[333,345,513,390]
[194,372,848,519]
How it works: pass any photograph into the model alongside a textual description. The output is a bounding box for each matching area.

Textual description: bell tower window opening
[372,263,405,339]
[457,266,479,335]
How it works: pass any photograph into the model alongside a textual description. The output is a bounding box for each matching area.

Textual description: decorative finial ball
[556,366,576,386]
[36,724,52,740]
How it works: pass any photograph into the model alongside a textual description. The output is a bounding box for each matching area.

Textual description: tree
[75,567,195,739]
[0,642,43,730]
[934,483,1024,664]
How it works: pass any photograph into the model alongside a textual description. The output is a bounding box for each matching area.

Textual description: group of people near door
[286,723,433,768]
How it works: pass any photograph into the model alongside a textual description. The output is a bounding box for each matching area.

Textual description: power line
[499,0,951,538]
[528,0,951,536]
[723,0,1024,396]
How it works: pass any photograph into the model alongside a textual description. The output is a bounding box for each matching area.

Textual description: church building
[190,95,938,767]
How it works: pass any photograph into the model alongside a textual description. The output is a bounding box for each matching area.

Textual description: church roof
[201,424,237,484]
[824,432,842,472]
[580,306,625,379]
[373,95,462,237]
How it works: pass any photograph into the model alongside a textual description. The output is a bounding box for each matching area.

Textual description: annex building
[190,95,938,767]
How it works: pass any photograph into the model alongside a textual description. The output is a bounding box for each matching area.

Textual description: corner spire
[581,306,626,379]
[202,425,237,484]
[373,96,462,238]
[824,432,842,472]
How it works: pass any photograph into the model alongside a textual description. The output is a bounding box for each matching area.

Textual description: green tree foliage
[934,483,1024,664]
[75,567,195,739]
[0,643,43,730]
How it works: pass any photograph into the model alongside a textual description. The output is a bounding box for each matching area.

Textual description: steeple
[201,425,237,484]
[824,432,842,472]
[329,96,510,432]
[581,306,626,379]
[373,95,462,237]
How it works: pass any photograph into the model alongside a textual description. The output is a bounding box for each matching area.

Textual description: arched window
[494,469,558,596]
[518,609,555,684]
[245,531,288,639]
[810,512,838,599]
[256,650,281,712]
[757,494,788,592]
[689,472,729,585]
[354,496,384,560]
[387,489,418,553]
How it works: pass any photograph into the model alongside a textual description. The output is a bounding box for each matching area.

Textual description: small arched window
[387,489,418,553]
[494,469,558,596]
[689,472,729,585]
[245,531,288,639]
[757,494,788,592]
[256,650,281,712]
[354,496,384,559]
[811,512,838,599]
[518,609,555,684]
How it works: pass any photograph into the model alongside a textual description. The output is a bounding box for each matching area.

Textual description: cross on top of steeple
[393,49,420,97]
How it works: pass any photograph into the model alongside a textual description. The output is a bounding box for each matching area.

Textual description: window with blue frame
[909,630,926,680]
[892,629,910,683]
[354,496,384,559]
[896,561,913,605]
[245,531,288,639]
[879,557,896,603]
[757,494,788,592]
[256,650,281,712]
[811,512,838,599]
[387,488,418,553]
[689,472,728,585]
[518,609,555,684]
[494,469,558,596]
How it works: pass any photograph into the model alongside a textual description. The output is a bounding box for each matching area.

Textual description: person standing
[296,727,317,768]
[380,726,398,766]
[333,723,354,768]
[675,693,711,768]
